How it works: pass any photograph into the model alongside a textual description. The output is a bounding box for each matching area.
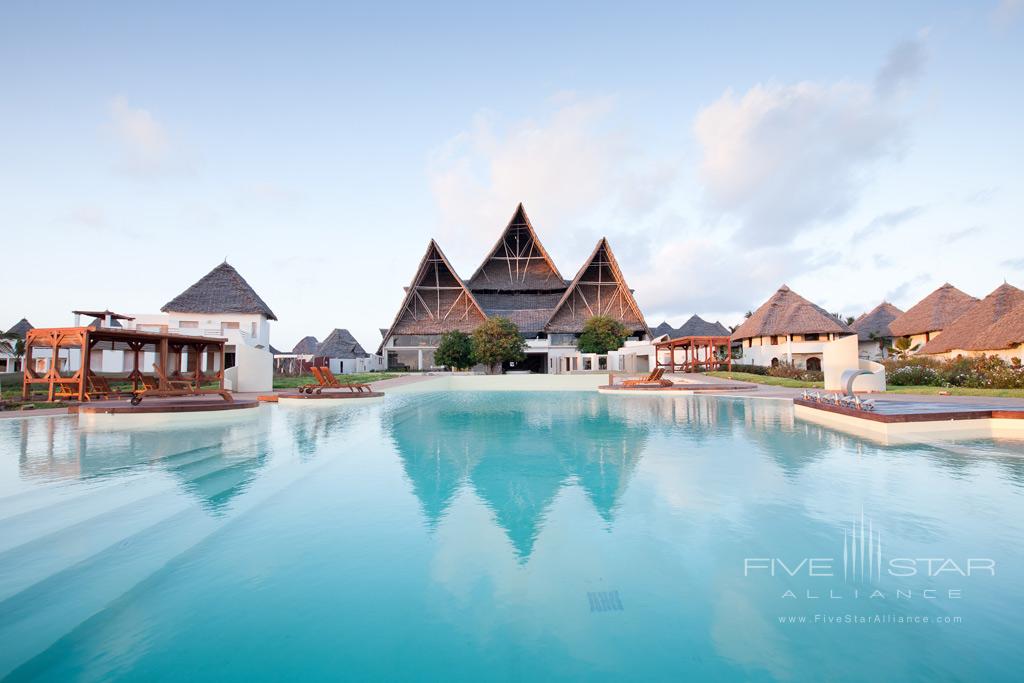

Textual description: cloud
[993,0,1024,28]
[66,205,108,230]
[429,95,673,258]
[693,38,925,246]
[942,226,981,243]
[109,95,187,176]
[875,38,928,97]
[852,205,926,240]
[1002,257,1024,271]
[693,82,908,245]
[885,274,930,305]
[630,236,820,318]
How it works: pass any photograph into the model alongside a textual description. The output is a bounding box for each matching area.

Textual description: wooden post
[79,330,90,401]
[47,332,58,402]
[158,338,169,389]
[22,334,33,400]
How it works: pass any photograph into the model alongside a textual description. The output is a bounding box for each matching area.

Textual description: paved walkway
[5,372,1023,418]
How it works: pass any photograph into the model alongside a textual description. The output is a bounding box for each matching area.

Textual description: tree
[893,336,919,359]
[577,315,628,354]
[471,317,526,374]
[0,334,24,370]
[434,331,474,370]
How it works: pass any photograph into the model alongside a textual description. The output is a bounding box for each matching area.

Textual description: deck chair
[622,367,674,388]
[300,366,328,394]
[86,371,123,399]
[130,363,233,405]
[319,367,372,393]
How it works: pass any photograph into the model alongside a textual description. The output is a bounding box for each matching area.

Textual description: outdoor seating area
[654,335,732,373]
[22,326,231,408]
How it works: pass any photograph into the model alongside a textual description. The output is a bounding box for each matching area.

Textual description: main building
[379,204,650,373]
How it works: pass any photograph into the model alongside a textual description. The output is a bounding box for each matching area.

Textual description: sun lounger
[300,366,328,394]
[319,367,372,393]
[621,367,674,388]
[129,363,233,405]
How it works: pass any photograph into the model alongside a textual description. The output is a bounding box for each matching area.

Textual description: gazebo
[654,335,732,373]
[23,326,227,402]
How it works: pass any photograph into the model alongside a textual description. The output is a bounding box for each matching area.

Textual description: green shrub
[883,354,1024,388]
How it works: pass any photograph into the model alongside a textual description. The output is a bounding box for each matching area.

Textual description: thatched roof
[919,283,1024,354]
[731,285,849,340]
[677,314,729,337]
[269,344,284,355]
[889,283,976,337]
[291,336,319,354]
[651,321,675,337]
[466,203,565,291]
[162,262,277,320]
[545,238,649,335]
[4,318,33,339]
[316,328,369,359]
[850,302,904,341]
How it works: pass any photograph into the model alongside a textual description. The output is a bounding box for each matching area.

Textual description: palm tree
[0,333,25,372]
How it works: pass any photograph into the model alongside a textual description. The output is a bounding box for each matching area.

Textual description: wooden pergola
[23,327,227,402]
[655,335,732,373]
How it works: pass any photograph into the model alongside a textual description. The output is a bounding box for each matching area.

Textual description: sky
[2,1,1022,351]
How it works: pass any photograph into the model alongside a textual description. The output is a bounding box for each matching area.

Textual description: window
[250,322,257,337]
[549,334,578,346]
[771,357,779,368]
[221,322,239,335]
[391,335,441,347]
[804,333,820,341]
[770,336,779,345]
[806,357,821,371]
[224,352,236,369]
[178,320,198,329]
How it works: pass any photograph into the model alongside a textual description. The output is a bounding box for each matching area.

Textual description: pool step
[0,432,359,680]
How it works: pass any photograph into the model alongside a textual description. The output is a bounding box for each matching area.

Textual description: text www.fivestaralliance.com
[778,614,963,625]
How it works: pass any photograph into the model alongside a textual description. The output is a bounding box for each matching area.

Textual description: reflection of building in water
[387,395,649,560]
[283,405,367,461]
[15,417,270,513]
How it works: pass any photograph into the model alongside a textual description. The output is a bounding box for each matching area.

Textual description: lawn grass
[885,386,1024,399]
[705,371,823,388]
[273,372,402,389]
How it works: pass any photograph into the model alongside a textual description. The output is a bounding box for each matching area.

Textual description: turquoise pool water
[2,392,1024,681]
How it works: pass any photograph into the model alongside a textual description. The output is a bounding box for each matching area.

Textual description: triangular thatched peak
[676,314,730,337]
[850,302,904,341]
[4,318,33,339]
[466,203,564,292]
[380,240,487,345]
[544,238,648,335]
[731,285,849,340]
[162,261,277,320]
[291,335,319,354]
[316,328,369,359]
[889,283,977,337]
[651,321,675,337]
[920,283,1024,354]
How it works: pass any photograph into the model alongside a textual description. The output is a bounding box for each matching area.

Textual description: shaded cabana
[654,335,732,373]
[23,326,227,402]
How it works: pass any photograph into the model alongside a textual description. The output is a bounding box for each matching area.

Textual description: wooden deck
[278,391,385,400]
[793,398,1024,424]
[73,398,259,415]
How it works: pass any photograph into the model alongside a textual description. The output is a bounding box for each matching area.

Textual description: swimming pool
[2,392,1023,681]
